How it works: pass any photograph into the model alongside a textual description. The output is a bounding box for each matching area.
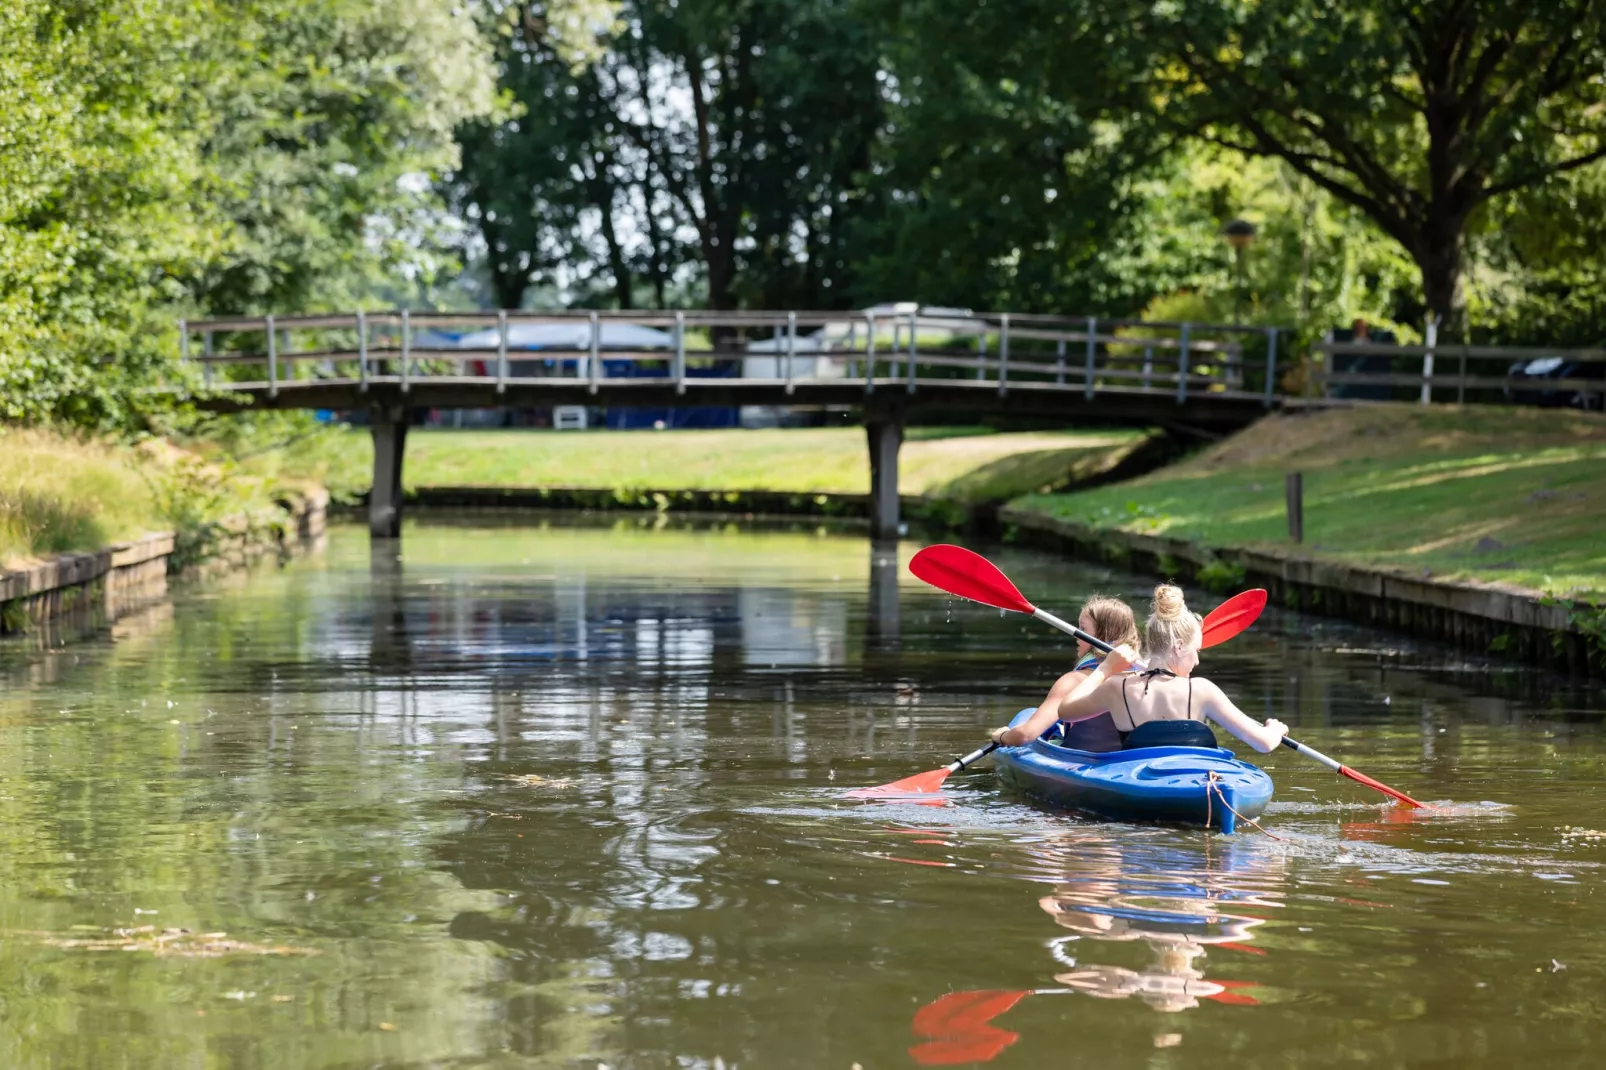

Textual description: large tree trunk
[481,221,527,310]
[1413,219,1467,340]
[596,186,633,309]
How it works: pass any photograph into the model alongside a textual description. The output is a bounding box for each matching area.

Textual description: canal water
[1,518,1603,1068]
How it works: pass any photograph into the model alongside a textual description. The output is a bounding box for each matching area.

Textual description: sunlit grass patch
[1017,404,1606,598]
[399,426,1149,501]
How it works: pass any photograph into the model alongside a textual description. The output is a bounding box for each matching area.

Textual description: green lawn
[401,426,1150,503]
[1012,404,1606,599]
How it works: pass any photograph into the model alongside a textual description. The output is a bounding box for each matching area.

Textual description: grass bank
[0,418,356,568]
[399,426,1152,504]
[1010,404,1606,600]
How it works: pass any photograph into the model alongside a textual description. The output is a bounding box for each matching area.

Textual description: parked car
[1505,353,1606,410]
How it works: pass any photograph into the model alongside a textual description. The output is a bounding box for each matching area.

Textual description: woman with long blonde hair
[1056,584,1287,752]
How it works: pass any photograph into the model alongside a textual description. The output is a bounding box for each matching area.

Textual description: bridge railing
[177,309,1283,406]
[1309,338,1606,409]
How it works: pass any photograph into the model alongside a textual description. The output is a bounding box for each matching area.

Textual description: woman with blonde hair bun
[1053,584,1288,753]
[990,594,1140,750]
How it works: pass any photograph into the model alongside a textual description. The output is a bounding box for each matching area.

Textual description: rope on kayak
[1205,771,1283,841]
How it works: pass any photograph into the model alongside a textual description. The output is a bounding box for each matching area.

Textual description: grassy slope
[1012,404,1606,599]
[0,421,354,567]
[401,427,1150,503]
[0,430,168,564]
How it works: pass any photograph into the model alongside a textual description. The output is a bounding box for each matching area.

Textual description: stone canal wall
[0,489,328,640]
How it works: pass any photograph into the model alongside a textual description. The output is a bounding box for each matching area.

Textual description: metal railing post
[1420,313,1438,405]
[1083,316,1097,401]
[997,313,1010,396]
[1176,322,1191,404]
[785,310,797,394]
[588,311,600,394]
[906,309,917,393]
[1055,338,1066,385]
[357,311,369,392]
[977,330,988,380]
[847,320,858,378]
[674,311,686,394]
[1263,328,1278,407]
[496,309,508,393]
[202,330,214,388]
[267,313,278,398]
[864,313,876,394]
[400,308,411,394]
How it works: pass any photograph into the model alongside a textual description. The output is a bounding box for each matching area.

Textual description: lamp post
[1223,218,1257,324]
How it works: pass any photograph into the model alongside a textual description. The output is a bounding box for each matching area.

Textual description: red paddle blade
[913,989,1034,1036]
[909,1032,1018,1066]
[1200,589,1268,649]
[910,545,1037,615]
[1338,765,1433,810]
[842,767,952,799]
[909,989,1030,1064]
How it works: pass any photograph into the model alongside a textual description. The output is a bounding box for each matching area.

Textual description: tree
[0,0,500,427]
[847,0,1166,313]
[448,0,884,311]
[1145,0,1606,337]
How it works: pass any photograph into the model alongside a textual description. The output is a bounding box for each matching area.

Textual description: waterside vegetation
[1012,405,1606,600]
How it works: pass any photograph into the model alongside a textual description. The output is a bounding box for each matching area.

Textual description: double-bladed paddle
[846,544,1431,810]
[844,545,1265,799]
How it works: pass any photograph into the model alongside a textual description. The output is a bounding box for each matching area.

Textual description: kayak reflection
[909,831,1284,1065]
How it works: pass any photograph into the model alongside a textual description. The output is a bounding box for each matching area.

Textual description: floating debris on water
[26,925,319,958]
[501,774,576,790]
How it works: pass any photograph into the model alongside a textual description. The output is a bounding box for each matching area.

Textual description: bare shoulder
[1048,667,1092,694]
[1190,675,1228,700]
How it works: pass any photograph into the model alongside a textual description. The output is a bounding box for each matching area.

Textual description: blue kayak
[992,709,1273,833]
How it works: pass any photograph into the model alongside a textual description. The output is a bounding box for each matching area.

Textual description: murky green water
[2,517,1604,1068]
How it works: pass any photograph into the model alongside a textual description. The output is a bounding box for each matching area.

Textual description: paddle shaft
[1280,737,1430,808]
[946,741,999,774]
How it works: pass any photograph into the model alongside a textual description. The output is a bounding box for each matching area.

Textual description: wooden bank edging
[0,489,329,638]
[997,505,1591,673]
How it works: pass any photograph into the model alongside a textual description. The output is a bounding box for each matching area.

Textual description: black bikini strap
[1120,676,1134,732]
[1139,666,1176,697]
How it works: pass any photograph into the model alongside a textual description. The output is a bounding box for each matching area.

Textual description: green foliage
[0,0,499,429]
[450,0,882,310]
[1196,557,1247,594]
[1139,0,1606,335]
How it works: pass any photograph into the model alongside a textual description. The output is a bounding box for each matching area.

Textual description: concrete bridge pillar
[866,415,904,541]
[370,405,408,539]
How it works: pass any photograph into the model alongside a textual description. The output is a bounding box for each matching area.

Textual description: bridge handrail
[176,307,1281,407]
[1308,337,1606,406]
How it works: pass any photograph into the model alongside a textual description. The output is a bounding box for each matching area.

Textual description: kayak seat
[1122,720,1218,750]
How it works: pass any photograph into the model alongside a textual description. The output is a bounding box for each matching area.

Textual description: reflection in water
[911,832,1283,1064]
[4,517,1606,1068]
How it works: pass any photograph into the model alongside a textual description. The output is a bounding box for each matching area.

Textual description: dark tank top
[1059,653,1125,753]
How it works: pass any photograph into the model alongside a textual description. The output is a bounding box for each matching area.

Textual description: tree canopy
[4,0,1606,427]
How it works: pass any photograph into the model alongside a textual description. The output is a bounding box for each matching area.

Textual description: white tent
[454,322,676,350]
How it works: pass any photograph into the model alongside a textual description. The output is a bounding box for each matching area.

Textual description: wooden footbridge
[179,308,1286,538]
